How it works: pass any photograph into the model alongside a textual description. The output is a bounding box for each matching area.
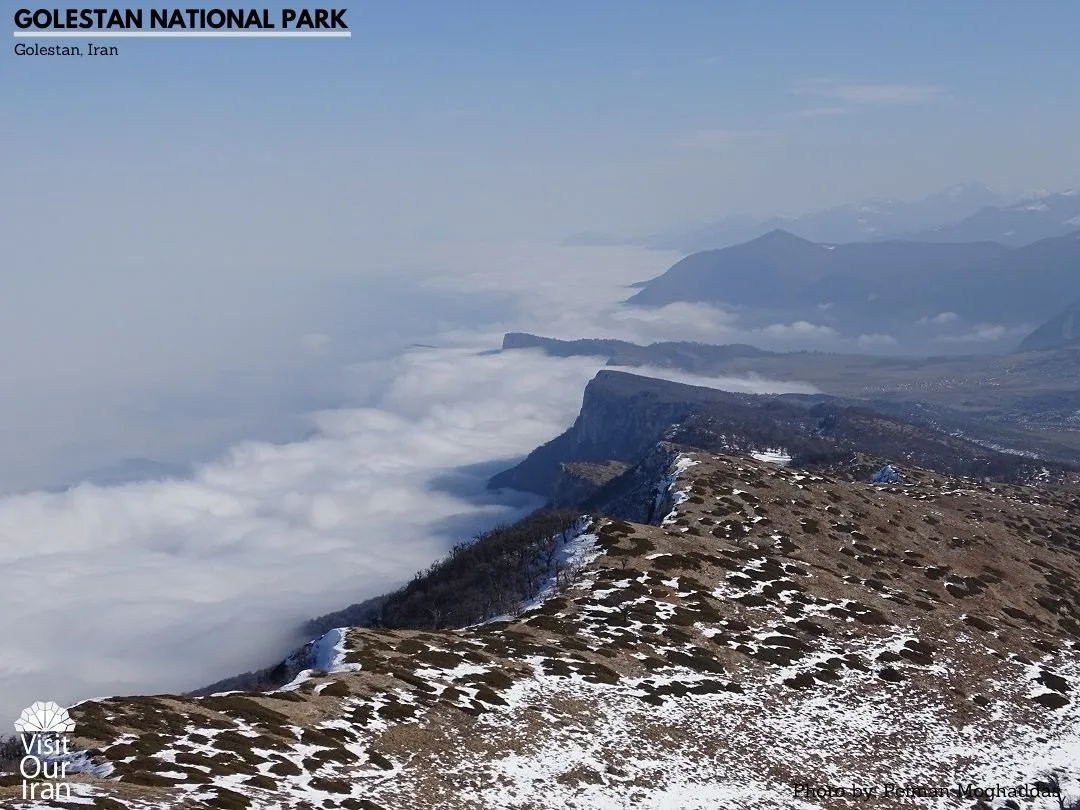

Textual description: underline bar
[12,30,352,38]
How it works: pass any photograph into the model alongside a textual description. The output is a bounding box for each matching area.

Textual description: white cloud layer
[757,321,839,341]
[0,349,580,721]
[423,243,855,353]
[0,241,820,726]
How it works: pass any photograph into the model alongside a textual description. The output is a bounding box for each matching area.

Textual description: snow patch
[751,448,793,465]
[482,516,599,622]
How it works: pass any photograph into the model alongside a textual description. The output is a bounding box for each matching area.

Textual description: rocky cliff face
[489,371,1080,501]
[487,370,728,495]
[583,441,682,524]
[549,460,628,507]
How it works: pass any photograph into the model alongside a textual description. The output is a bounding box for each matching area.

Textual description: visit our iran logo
[15,701,75,735]
[14,701,75,802]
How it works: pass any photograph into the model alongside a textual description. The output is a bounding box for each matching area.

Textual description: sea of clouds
[0,242,827,724]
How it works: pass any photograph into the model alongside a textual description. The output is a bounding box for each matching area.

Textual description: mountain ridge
[12,445,1079,808]
[565,185,1079,253]
[5,370,1080,809]
[906,191,1080,245]
[623,228,1080,347]
[487,370,1080,502]
[624,229,1009,311]
[635,181,1010,252]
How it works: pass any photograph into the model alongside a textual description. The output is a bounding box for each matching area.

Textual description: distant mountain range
[652,181,1007,251]
[566,183,1080,252]
[626,228,1007,309]
[921,230,1080,323]
[625,228,1080,342]
[905,190,1080,246]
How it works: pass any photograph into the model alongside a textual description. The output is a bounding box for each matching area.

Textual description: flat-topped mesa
[499,332,777,366]
[488,371,740,495]
[500,332,631,356]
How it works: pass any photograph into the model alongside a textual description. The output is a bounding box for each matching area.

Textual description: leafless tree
[1037,768,1080,810]
[0,734,22,774]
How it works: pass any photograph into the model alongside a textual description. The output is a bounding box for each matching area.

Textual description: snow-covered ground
[751,448,793,465]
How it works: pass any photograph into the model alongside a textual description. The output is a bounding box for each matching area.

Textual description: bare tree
[1037,768,1080,810]
[0,734,22,774]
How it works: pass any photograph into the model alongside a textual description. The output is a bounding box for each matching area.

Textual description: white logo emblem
[13,701,75,735]
[12,701,76,801]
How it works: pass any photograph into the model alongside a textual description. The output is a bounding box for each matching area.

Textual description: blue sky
[7,1,1080,240]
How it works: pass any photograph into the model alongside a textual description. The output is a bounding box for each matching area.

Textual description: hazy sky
[6,1,1080,249]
